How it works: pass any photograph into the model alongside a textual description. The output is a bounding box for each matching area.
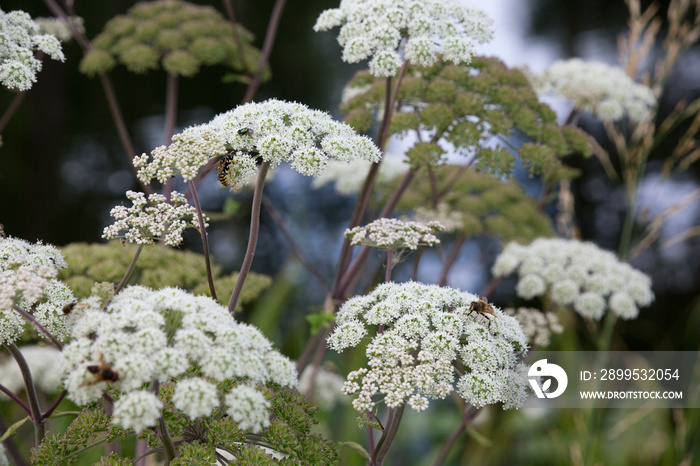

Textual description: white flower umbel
[102,190,206,247]
[224,383,271,432]
[135,99,382,189]
[134,127,228,185]
[528,58,656,122]
[505,308,563,348]
[0,237,73,345]
[345,218,444,250]
[60,286,297,433]
[328,282,529,412]
[112,390,163,434]
[493,238,654,320]
[314,0,494,76]
[0,8,65,91]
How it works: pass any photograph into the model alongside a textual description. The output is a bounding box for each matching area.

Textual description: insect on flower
[468,299,497,329]
[84,352,120,385]
[218,151,245,191]
[62,302,87,316]
[237,127,254,136]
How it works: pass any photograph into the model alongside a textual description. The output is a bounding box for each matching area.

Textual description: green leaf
[0,415,30,442]
[341,441,371,459]
[306,311,335,335]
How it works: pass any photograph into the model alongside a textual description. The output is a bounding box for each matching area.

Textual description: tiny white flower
[112,390,162,433]
[225,384,271,432]
[173,378,219,419]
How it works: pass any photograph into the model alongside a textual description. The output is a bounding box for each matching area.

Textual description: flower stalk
[228,160,271,314]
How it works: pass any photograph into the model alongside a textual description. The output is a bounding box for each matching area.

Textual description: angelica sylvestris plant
[40,285,341,464]
[341,56,592,176]
[314,0,494,76]
[134,99,382,189]
[528,58,657,122]
[329,282,528,463]
[345,218,443,251]
[102,190,206,247]
[0,237,74,344]
[0,8,65,91]
[492,238,655,320]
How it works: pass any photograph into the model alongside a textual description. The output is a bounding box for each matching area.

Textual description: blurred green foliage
[79,0,268,80]
[342,55,591,180]
[58,241,271,311]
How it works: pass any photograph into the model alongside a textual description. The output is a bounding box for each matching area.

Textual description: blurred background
[1,0,698,349]
[1,1,699,464]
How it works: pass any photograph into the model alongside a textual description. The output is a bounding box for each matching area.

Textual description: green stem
[4,343,44,447]
[158,413,176,464]
[242,0,287,103]
[437,234,465,286]
[0,382,30,414]
[12,305,62,350]
[188,180,218,301]
[617,194,637,261]
[228,161,270,314]
[332,67,407,298]
[385,250,393,282]
[114,244,143,295]
[372,404,406,465]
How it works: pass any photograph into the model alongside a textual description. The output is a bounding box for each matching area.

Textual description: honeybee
[62,302,87,316]
[62,302,78,315]
[468,299,497,329]
[218,151,244,191]
[84,353,119,385]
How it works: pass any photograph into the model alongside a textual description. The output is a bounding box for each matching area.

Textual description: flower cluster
[0,237,74,344]
[345,218,444,250]
[78,0,264,78]
[133,127,227,184]
[314,0,494,76]
[328,282,529,412]
[492,238,655,320]
[0,8,66,91]
[59,286,297,433]
[136,99,382,189]
[102,190,205,247]
[529,58,656,122]
[504,307,563,348]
